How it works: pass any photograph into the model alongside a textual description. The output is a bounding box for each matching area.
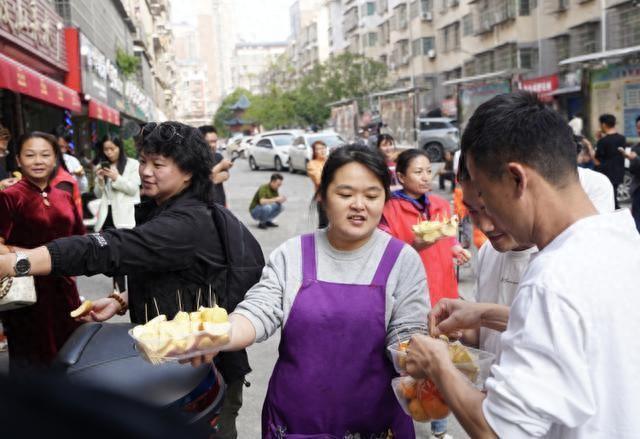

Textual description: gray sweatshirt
[234,229,430,347]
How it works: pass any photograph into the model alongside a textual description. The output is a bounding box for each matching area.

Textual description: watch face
[15,258,30,275]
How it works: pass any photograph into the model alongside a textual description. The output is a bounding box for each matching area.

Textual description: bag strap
[0,276,13,299]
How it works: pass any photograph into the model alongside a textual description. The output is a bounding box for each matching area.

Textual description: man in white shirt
[406,92,640,438]
[453,152,614,359]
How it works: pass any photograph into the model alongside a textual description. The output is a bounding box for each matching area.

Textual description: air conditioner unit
[422,11,433,21]
[427,49,436,59]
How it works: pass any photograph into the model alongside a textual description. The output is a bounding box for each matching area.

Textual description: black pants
[439,171,455,191]
[612,183,620,210]
[632,188,640,233]
[214,379,243,439]
[102,207,126,292]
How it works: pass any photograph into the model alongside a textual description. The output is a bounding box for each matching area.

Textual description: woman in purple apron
[221,144,430,437]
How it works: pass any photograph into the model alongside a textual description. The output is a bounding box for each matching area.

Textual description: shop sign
[519,75,559,101]
[79,33,123,107]
[0,0,67,69]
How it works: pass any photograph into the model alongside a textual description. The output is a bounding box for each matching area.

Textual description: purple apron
[262,234,415,438]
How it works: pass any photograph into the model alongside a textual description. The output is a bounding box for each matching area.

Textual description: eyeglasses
[139,123,185,143]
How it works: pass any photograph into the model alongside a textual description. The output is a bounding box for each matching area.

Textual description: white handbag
[0,275,36,312]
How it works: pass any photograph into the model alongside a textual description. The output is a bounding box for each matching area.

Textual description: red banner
[520,75,559,102]
[88,99,120,126]
[0,53,81,112]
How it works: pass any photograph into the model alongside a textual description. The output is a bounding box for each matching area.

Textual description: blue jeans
[250,203,283,224]
[431,417,448,435]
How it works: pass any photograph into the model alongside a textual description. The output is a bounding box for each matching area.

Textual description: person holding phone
[94,136,140,292]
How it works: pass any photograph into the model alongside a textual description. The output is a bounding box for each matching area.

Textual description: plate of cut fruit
[128,305,231,364]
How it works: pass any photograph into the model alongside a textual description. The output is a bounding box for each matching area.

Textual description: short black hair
[396,148,429,175]
[599,114,616,128]
[198,125,217,136]
[460,91,577,186]
[137,122,214,203]
[270,173,284,182]
[54,125,72,143]
[376,133,395,150]
[317,143,390,201]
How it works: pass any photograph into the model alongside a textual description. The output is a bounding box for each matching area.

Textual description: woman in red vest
[380,149,469,307]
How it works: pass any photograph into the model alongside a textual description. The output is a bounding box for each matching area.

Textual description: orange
[408,398,430,422]
[400,379,417,399]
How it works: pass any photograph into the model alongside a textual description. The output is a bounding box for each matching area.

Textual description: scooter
[54,322,226,433]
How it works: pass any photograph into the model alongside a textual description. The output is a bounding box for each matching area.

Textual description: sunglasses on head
[139,123,185,143]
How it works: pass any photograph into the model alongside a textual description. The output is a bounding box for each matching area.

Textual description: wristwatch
[13,252,31,277]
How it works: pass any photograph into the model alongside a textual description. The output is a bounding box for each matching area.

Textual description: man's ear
[506,162,527,198]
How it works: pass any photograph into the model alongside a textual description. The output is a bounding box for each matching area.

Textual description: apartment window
[363,1,376,16]
[519,0,530,15]
[412,37,435,55]
[377,0,389,13]
[519,48,539,70]
[367,32,379,47]
[441,22,460,52]
[476,51,495,74]
[421,0,433,12]
[494,44,516,70]
[554,35,570,62]
[462,14,473,36]
[617,3,640,48]
[379,21,391,43]
[380,54,388,66]
[410,0,420,16]
[395,3,408,30]
[464,59,476,76]
[570,22,599,56]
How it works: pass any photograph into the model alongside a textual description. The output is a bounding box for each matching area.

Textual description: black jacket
[48,189,251,382]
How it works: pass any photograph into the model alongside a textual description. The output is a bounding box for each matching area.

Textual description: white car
[247,130,303,171]
[227,135,253,159]
[288,132,346,173]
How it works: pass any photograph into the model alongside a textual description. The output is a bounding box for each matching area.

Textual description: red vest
[381,194,459,307]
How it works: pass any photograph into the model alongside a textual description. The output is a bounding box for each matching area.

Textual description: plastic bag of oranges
[392,376,450,422]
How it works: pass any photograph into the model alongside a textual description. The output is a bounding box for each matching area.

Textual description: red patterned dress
[0,179,85,369]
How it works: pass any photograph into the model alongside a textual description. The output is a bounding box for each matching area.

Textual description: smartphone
[99,161,111,169]
[230,155,239,163]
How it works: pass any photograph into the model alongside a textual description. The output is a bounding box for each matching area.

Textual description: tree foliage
[213,53,387,133]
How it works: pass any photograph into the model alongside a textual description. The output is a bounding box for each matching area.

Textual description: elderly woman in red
[0,132,85,370]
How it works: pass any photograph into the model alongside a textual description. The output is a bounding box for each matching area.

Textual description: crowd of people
[0,91,639,438]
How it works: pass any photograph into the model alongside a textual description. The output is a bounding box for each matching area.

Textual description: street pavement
[0,155,474,438]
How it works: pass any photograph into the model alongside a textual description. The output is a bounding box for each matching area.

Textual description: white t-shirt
[482,210,640,438]
[577,167,614,214]
[474,243,537,358]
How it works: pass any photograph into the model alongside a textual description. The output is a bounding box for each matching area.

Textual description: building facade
[230,42,287,94]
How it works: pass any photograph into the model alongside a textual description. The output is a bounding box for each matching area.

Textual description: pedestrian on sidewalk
[619,116,640,232]
[55,126,88,194]
[93,135,140,293]
[199,125,232,207]
[438,150,456,191]
[249,173,286,229]
[594,113,626,208]
[0,132,85,370]
[376,134,401,192]
[218,144,429,437]
[306,140,328,228]
[405,91,640,438]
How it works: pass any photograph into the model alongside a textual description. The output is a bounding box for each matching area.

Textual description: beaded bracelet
[108,292,128,316]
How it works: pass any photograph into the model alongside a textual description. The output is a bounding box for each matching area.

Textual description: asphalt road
[0,156,475,438]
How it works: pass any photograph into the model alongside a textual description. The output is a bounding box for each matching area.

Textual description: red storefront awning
[0,53,81,112]
[88,99,121,126]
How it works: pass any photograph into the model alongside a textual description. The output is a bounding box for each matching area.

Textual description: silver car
[288,132,346,173]
[248,130,303,171]
[416,117,460,162]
